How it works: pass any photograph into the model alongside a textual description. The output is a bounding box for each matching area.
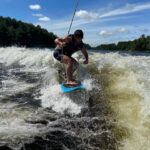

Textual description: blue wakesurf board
[60,82,85,93]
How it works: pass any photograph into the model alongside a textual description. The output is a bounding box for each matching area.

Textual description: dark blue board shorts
[53,49,63,61]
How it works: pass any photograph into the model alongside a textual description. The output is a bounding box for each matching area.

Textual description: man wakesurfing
[53,29,89,86]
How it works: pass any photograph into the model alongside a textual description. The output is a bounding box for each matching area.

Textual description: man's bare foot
[66,81,80,86]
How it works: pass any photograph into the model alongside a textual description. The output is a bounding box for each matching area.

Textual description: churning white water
[0,47,92,113]
[91,51,150,150]
[0,47,150,149]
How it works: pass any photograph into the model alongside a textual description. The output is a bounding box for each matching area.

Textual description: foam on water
[1,79,35,97]
[91,51,150,150]
[82,79,96,91]
[1,47,150,149]
[39,84,82,114]
[0,47,87,115]
[39,69,94,114]
[0,47,87,144]
[0,98,42,142]
[0,47,53,68]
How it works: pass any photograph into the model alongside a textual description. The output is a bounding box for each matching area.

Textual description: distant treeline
[0,16,93,49]
[1,16,150,51]
[0,16,57,48]
[94,34,150,51]
[84,43,92,49]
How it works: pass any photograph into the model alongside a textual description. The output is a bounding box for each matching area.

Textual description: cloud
[100,3,150,18]
[139,27,149,32]
[99,27,130,37]
[32,14,50,22]
[35,18,91,32]
[117,27,130,33]
[32,14,43,17]
[33,2,150,46]
[99,30,114,37]
[33,2,150,32]
[29,4,41,10]
[39,16,50,22]
[75,10,99,20]
[76,2,150,20]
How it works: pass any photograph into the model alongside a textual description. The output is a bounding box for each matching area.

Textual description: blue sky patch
[0,0,150,46]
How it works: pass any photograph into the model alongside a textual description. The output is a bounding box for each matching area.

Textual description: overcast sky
[0,0,150,46]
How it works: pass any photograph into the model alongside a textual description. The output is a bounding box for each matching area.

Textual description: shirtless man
[53,29,88,85]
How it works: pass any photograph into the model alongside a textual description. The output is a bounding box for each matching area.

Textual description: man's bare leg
[61,55,79,85]
[71,57,79,74]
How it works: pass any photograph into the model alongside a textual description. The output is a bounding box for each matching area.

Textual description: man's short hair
[74,29,84,39]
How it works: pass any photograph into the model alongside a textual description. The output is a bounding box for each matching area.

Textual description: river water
[0,47,150,150]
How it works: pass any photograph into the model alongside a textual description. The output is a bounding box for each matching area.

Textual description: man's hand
[83,59,88,64]
[59,42,66,48]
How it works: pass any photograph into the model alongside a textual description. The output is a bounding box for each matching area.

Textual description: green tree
[0,16,57,48]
